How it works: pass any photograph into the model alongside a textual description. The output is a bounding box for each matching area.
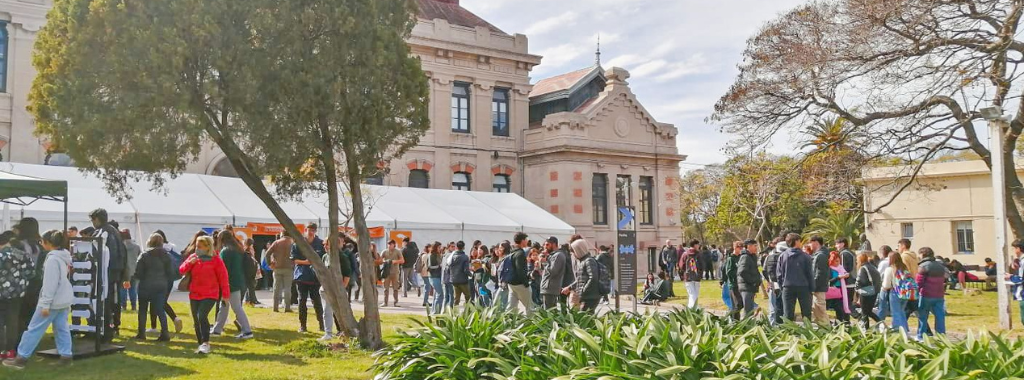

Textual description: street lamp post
[980,106,1012,330]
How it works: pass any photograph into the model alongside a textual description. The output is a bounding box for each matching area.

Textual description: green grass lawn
[2,302,424,380]
[640,279,1024,337]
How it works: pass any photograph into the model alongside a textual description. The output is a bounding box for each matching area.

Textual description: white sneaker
[146,328,158,334]
[318,333,334,342]
[199,343,211,354]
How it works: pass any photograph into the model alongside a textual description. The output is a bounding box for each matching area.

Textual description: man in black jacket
[507,232,534,316]
[401,238,420,298]
[762,237,785,325]
[809,235,831,326]
[659,240,678,297]
[836,237,857,316]
[449,241,471,307]
[90,208,128,343]
[776,233,813,322]
[596,246,613,305]
[736,239,762,319]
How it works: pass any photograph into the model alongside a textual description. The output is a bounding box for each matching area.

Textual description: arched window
[365,172,384,185]
[492,174,510,193]
[409,169,429,189]
[452,172,471,191]
[211,157,239,177]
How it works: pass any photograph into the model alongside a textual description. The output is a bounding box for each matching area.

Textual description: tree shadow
[2,351,195,380]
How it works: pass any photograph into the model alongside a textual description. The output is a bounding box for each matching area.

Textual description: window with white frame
[954,221,974,254]
[452,171,471,191]
[492,174,510,193]
[900,223,914,240]
[451,82,470,133]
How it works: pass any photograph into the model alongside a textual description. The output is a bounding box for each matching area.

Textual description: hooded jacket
[916,257,949,299]
[541,248,568,295]
[133,247,176,293]
[449,250,471,285]
[736,249,762,292]
[180,253,230,301]
[776,247,813,288]
[38,249,73,310]
[569,240,601,300]
[763,242,786,285]
[811,247,832,292]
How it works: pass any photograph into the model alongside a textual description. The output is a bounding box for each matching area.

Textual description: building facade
[1,0,684,273]
[863,160,1021,267]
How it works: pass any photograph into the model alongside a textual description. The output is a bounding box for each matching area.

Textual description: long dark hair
[217,230,242,252]
[15,217,40,242]
[41,229,67,249]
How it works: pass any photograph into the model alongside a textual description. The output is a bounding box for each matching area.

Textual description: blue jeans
[768,288,784,325]
[495,286,509,310]
[876,289,891,321]
[423,277,434,306]
[429,278,443,314]
[119,280,139,310]
[443,283,454,310]
[18,307,72,359]
[917,297,946,340]
[888,292,909,335]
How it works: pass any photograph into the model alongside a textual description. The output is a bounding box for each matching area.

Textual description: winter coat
[763,243,785,285]
[736,250,762,292]
[133,247,176,293]
[777,247,813,288]
[721,254,739,288]
[508,247,529,286]
[597,250,614,280]
[0,245,33,300]
[221,247,248,292]
[428,253,442,279]
[401,243,419,269]
[811,248,831,293]
[124,239,142,279]
[916,257,949,299]
[679,248,702,282]
[573,255,602,300]
[449,250,471,285]
[541,249,568,295]
[855,262,882,293]
[180,254,230,301]
[37,249,73,310]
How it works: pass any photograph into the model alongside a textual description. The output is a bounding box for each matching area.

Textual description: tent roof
[0,170,67,205]
[364,186,462,230]
[200,175,320,224]
[466,191,575,235]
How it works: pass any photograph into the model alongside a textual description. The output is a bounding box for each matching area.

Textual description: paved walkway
[169,286,681,316]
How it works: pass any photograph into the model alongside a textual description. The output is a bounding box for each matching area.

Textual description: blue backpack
[499,256,515,283]
[167,249,183,280]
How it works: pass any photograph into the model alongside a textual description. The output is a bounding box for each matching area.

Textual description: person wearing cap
[376,240,405,307]
[540,236,568,310]
[120,229,142,311]
[736,239,763,319]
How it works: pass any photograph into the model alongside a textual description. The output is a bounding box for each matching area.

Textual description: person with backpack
[564,238,603,312]
[540,237,568,310]
[596,246,614,305]
[711,245,722,280]
[658,240,678,297]
[401,239,420,298]
[915,247,948,341]
[120,230,142,312]
[854,252,882,329]
[132,233,176,342]
[153,230,184,334]
[763,238,785,325]
[0,231,33,360]
[836,237,857,315]
[242,238,260,307]
[2,230,74,369]
[507,233,534,315]
[882,252,914,335]
[737,239,763,319]
[679,240,703,309]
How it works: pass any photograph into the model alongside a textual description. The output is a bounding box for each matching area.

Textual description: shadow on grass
[1,351,195,380]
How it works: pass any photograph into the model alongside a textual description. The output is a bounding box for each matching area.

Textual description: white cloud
[654,54,713,82]
[524,11,578,36]
[605,54,645,68]
[650,40,676,57]
[630,60,669,78]
[534,43,589,70]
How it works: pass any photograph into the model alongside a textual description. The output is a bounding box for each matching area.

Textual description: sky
[461,0,808,170]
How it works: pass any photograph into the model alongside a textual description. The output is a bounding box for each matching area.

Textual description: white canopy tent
[0,163,576,247]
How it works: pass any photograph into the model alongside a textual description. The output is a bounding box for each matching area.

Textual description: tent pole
[63,197,68,240]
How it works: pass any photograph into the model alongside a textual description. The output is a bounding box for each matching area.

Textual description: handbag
[177,273,192,292]
[825,286,843,300]
[857,285,876,297]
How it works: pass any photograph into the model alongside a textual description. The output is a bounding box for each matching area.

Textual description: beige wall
[863,160,1022,267]
[0,1,49,165]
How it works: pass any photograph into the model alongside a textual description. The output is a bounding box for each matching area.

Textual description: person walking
[211,230,254,339]
[809,235,831,326]
[120,230,142,312]
[2,230,74,369]
[493,243,511,311]
[763,238,785,325]
[133,233,176,341]
[659,240,678,297]
[179,236,229,354]
[507,233,535,315]
[0,231,34,360]
[854,252,882,329]
[875,245,894,322]
[596,246,614,305]
[154,230,184,334]
[898,239,918,275]
[1008,240,1024,327]
[449,242,471,307]
[836,237,857,314]
[776,233,813,322]
[267,233,295,313]
[679,240,702,309]
[882,252,913,335]
[565,238,602,312]
[401,239,419,298]
[427,243,444,314]
[89,209,129,343]
[737,239,762,319]
[377,240,405,307]
[13,218,43,352]
[540,237,568,310]
[721,241,742,320]
[915,247,948,341]
[242,238,260,306]
[417,243,432,307]
[825,251,851,324]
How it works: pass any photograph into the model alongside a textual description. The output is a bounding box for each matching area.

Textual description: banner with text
[616,230,637,293]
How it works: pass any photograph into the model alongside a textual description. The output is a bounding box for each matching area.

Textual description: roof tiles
[415,0,506,34]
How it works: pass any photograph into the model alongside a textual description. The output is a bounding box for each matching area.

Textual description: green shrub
[372,306,1024,380]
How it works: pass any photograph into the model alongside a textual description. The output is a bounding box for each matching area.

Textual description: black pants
[297,282,323,331]
[18,289,38,348]
[826,298,850,323]
[190,299,216,344]
[245,282,259,304]
[103,278,123,343]
[291,281,300,306]
[0,297,21,352]
[782,286,812,322]
[138,286,169,336]
[729,286,744,320]
[859,294,880,327]
[581,298,599,312]
[151,283,177,329]
[542,294,560,310]
[452,283,471,306]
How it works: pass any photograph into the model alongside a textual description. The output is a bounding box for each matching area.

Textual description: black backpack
[593,258,610,295]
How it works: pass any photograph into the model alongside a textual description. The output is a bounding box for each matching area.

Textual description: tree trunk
[341,145,384,350]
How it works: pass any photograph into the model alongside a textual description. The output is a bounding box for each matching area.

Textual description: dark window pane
[409,169,429,188]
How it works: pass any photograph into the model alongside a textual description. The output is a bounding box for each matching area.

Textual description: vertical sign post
[616,207,637,313]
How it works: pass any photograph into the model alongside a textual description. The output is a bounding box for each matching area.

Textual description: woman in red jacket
[179,236,229,354]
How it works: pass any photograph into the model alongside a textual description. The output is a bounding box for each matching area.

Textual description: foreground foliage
[373,306,1024,380]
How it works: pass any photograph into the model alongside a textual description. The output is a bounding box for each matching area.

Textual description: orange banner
[246,222,306,236]
[338,226,386,239]
[389,231,412,247]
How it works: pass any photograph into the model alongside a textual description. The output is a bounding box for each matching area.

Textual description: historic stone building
[1,0,684,272]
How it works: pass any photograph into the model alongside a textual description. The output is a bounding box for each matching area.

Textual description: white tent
[0,163,575,247]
